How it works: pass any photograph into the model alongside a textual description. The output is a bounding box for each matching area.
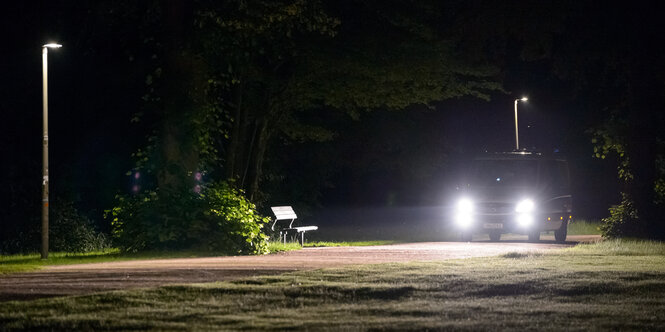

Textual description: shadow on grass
[470,280,543,297]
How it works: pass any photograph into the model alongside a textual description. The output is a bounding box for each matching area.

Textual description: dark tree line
[458,1,665,237]
[2,1,664,253]
[109,0,501,200]
[89,0,502,251]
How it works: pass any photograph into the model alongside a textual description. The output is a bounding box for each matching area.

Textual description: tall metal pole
[41,46,49,259]
[514,99,519,151]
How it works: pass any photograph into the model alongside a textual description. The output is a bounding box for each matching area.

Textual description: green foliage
[50,201,112,253]
[655,150,665,206]
[288,42,501,112]
[0,200,110,254]
[601,193,640,239]
[591,118,665,239]
[108,181,269,254]
[202,182,271,254]
[589,115,632,181]
[109,0,506,246]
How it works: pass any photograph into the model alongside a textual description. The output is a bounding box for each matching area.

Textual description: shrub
[0,200,110,254]
[601,193,640,238]
[50,201,111,252]
[109,181,270,254]
[201,182,270,254]
[109,188,202,252]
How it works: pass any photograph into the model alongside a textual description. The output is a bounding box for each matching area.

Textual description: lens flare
[515,199,535,213]
[454,198,474,228]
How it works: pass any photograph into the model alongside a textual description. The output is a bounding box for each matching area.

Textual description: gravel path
[0,235,600,301]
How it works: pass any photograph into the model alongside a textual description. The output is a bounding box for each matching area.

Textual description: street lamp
[41,42,61,259]
[514,97,528,150]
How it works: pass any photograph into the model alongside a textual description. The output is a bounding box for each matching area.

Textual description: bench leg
[299,232,305,246]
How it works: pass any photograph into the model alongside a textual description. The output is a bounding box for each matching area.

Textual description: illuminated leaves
[589,115,633,181]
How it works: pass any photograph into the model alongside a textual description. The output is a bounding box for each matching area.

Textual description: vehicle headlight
[515,199,535,227]
[455,198,474,228]
[515,199,535,213]
[516,214,533,226]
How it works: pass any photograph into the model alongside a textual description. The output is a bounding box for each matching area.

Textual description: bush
[109,188,200,252]
[601,193,640,238]
[202,182,270,254]
[50,201,111,252]
[109,181,270,254]
[0,200,110,254]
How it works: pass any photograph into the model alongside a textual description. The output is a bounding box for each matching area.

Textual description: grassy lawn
[0,249,243,275]
[268,240,397,252]
[305,240,398,247]
[567,219,602,235]
[310,218,602,243]
[1,240,664,330]
[0,249,122,275]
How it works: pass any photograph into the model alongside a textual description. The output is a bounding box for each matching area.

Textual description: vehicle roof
[474,151,568,162]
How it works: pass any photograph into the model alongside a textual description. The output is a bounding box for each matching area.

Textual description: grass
[266,241,398,254]
[568,219,602,235]
[266,242,303,253]
[311,219,602,244]
[304,240,397,247]
[0,249,121,274]
[0,249,248,275]
[1,239,664,330]
[310,222,460,243]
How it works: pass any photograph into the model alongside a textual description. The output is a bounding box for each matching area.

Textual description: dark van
[453,151,572,242]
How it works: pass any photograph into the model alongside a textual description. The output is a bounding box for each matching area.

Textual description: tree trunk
[626,125,657,224]
[246,119,271,201]
[156,0,200,191]
[625,59,664,236]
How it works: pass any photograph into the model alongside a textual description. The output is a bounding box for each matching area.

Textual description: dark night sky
[4,1,659,231]
[1,2,145,226]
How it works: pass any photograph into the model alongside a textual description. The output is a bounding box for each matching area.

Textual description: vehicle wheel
[528,230,540,242]
[489,230,501,242]
[555,222,568,242]
[460,232,472,242]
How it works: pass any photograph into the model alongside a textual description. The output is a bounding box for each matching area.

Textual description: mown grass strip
[0,249,235,275]
[1,240,663,330]
[0,250,119,274]
[304,240,397,247]
[567,219,602,235]
[266,240,397,253]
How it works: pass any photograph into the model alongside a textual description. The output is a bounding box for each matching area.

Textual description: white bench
[271,206,318,245]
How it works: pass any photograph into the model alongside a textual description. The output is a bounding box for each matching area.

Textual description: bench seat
[271,206,318,245]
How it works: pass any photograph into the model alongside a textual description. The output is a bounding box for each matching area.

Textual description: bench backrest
[271,206,297,220]
[271,206,297,230]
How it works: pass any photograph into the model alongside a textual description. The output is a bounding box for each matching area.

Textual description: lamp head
[520,97,528,102]
[43,43,62,49]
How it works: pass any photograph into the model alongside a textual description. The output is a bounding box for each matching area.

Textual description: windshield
[470,159,538,187]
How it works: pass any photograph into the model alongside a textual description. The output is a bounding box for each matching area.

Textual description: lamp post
[514,97,528,151]
[41,43,61,259]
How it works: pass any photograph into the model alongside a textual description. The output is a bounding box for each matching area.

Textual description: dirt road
[0,235,600,301]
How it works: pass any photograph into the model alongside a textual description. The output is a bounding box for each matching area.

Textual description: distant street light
[514,97,528,150]
[41,42,61,259]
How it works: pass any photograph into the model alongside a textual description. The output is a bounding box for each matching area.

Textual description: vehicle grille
[476,202,513,215]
